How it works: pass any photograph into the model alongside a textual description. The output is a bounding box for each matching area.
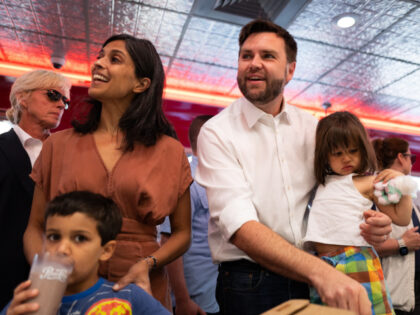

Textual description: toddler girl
[303,111,413,315]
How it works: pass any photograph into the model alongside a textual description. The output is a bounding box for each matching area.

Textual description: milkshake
[28,253,73,315]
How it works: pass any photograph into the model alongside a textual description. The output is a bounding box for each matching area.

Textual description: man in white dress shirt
[0,70,70,309]
[195,19,391,315]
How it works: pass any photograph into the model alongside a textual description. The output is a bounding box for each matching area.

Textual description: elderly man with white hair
[0,69,71,309]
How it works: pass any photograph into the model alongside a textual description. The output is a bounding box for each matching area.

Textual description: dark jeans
[216,259,309,315]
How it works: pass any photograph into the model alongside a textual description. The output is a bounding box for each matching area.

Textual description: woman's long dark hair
[72,34,176,150]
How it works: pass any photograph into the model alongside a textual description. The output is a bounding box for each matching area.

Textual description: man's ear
[285,61,296,84]
[133,77,151,94]
[99,240,117,262]
[16,92,28,109]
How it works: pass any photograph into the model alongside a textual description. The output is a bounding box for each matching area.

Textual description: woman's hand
[374,169,404,184]
[6,280,39,315]
[113,259,152,295]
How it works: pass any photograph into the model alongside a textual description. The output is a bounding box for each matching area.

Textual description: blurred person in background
[374,137,420,315]
[161,114,219,315]
[0,69,71,309]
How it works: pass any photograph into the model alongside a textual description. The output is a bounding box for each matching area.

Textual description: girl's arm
[114,189,191,292]
[372,169,412,226]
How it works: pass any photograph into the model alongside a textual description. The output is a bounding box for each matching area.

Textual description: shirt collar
[13,124,49,145]
[13,124,34,146]
[242,97,292,128]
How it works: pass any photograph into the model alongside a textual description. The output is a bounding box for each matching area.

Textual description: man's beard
[237,76,284,105]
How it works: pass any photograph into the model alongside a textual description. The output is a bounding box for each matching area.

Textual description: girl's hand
[7,280,39,315]
[113,259,152,295]
[374,169,404,184]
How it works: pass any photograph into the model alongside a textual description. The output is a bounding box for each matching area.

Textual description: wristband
[398,238,409,256]
[141,255,157,269]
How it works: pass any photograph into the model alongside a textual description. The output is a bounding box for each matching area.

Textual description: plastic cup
[28,253,73,315]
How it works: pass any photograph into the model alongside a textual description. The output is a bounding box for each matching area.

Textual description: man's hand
[360,210,392,247]
[113,260,152,295]
[6,280,39,315]
[175,298,206,315]
[311,266,371,315]
[403,227,420,251]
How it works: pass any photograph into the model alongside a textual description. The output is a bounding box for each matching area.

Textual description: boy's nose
[56,241,71,256]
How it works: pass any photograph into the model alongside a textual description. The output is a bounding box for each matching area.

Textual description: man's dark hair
[72,34,177,150]
[314,111,377,185]
[44,191,122,245]
[239,19,297,63]
[188,115,213,153]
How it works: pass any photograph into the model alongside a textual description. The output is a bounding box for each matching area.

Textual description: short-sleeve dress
[31,128,192,310]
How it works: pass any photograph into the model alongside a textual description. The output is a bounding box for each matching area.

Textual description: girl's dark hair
[314,111,377,185]
[372,137,409,170]
[72,34,176,150]
[45,191,122,245]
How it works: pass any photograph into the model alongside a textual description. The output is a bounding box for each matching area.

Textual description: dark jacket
[0,128,34,309]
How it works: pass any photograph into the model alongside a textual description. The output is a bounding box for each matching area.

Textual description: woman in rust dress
[23,34,192,310]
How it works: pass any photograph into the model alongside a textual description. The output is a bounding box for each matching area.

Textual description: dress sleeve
[30,136,53,200]
[178,151,192,199]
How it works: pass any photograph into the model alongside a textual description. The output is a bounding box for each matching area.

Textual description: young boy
[1,191,170,315]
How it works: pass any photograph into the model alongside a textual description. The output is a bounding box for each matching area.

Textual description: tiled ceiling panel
[293,39,353,81]
[319,53,418,92]
[0,0,418,134]
[379,69,420,101]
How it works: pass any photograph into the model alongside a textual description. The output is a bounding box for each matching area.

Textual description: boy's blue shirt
[1,278,170,315]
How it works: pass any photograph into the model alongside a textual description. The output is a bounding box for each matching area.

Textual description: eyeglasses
[45,89,70,110]
[403,153,416,165]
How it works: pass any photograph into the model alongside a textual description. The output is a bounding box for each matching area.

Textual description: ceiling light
[334,13,358,29]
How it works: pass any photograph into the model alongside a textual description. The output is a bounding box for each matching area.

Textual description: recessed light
[333,13,358,29]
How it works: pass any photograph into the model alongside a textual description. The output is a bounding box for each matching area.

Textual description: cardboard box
[261,299,356,315]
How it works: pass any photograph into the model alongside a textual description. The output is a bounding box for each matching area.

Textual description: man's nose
[250,55,263,69]
[57,99,65,109]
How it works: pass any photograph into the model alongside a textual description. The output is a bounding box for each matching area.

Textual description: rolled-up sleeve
[196,123,259,241]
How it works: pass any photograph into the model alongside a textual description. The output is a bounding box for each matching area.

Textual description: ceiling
[0,0,419,130]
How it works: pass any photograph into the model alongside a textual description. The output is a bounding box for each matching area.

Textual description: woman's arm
[114,189,191,291]
[23,185,47,264]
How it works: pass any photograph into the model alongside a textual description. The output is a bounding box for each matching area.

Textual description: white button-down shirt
[195,97,318,263]
[13,125,43,167]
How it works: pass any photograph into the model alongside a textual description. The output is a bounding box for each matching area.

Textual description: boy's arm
[130,285,171,315]
[23,185,47,264]
[5,281,39,315]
